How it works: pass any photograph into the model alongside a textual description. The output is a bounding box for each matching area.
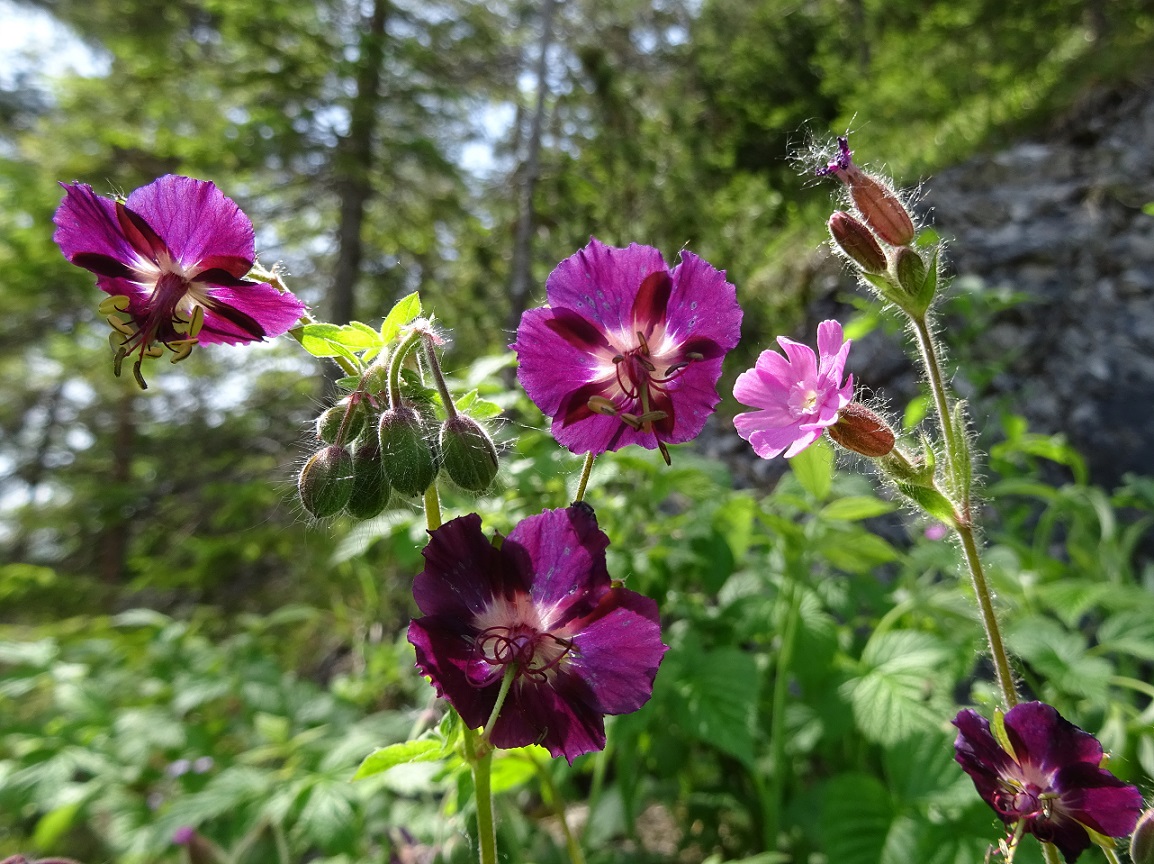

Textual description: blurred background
[4,0,1154,862]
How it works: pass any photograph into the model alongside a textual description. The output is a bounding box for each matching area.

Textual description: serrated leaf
[380,292,422,343]
[790,438,833,501]
[819,496,897,522]
[841,631,952,746]
[1096,611,1154,662]
[672,647,760,767]
[820,773,895,864]
[1007,616,1112,700]
[883,729,972,806]
[297,779,357,847]
[352,739,448,781]
[465,398,503,421]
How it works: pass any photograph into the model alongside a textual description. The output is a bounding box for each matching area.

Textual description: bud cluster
[819,137,937,316]
[297,325,500,520]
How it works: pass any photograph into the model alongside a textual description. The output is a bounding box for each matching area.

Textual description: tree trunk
[506,0,558,334]
[328,0,390,337]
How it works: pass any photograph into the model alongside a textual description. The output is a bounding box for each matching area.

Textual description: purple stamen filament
[474,626,575,684]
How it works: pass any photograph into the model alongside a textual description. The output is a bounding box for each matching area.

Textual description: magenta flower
[512,238,741,463]
[732,319,853,459]
[954,702,1143,862]
[53,175,306,388]
[408,505,667,763]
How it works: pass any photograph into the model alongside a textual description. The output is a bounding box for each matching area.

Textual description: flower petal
[665,251,742,351]
[413,513,516,620]
[124,175,256,270]
[53,183,137,272]
[489,672,606,763]
[544,238,668,335]
[1057,762,1144,837]
[408,616,496,730]
[197,281,306,345]
[1003,702,1104,773]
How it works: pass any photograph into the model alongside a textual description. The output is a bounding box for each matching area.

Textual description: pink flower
[732,319,853,459]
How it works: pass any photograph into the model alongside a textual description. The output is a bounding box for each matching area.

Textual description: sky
[0,0,108,88]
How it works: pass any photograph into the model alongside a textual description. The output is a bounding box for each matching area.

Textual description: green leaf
[817,526,899,574]
[819,496,897,522]
[489,747,543,793]
[789,438,833,502]
[903,395,930,430]
[841,631,951,745]
[297,779,357,848]
[819,773,895,864]
[883,729,971,806]
[894,482,959,527]
[32,799,83,849]
[380,292,422,343]
[1007,616,1112,700]
[1096,610,1154,662]
[352,739,448,781]
[671,647,760,768]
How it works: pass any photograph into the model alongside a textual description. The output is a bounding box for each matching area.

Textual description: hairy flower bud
[828,211,888,274]
[440,415,499,492]
[315,399,365,445]
[827,402,895,458]
[894,246,927,296]
[345,439,391,519]
[1131,810,1154,864]
[848,173,916,247]
[298,445,354,517]
[378,405,437,496]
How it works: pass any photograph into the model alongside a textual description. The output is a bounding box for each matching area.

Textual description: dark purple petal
[567,587,665,714]
[503,505,611,618]
[513,306,613,417]
[953,708,1017,810]
[195,281,305,345]
[116,200,168,262]
[664,251,742,352]
[124,175,256,269]
[489,671,607,762]
[543,308,614,353]
[69,253,134,279]
[413,513,516,619]
[1003,702,1104,773]
[1058,762,1144,837]
[1034,817,1092,863]
[408,617,496,729]
[544,239,668,333]
[629,269,672,337]
[53,182,137,271]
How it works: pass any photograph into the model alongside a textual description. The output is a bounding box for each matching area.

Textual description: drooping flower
[512,238,742,464]
[408,505,667,763]
[953,701,1144,863]
[53,175,306,388]
[732,319,853,459]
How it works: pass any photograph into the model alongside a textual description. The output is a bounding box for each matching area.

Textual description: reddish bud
[848,173,916,247]
[827,403,895,458]
[828,211,888,274]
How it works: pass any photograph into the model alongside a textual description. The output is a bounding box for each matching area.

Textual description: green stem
[574,452,596,503]
[910,313,1018,707]
[463,727,497,864]
[535,759,587,864]
[957,523,1018,707]
[480,666,517,746]
[1109,674,1154,701]
[765,575,802,851]
[423,336,459,420]
[387,329,423,410]
[1041,841,1063,864]
[1101,843,1122,864]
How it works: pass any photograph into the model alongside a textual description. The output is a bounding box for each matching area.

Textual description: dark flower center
[473,625,574,684]
[994,781,1059,823]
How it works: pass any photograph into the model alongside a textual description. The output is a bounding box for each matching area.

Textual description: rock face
[846,85,1154,488]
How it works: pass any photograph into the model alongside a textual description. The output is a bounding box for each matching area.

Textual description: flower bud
[1131,809,1154,864]
[345,439,391,519]
[894,246,927,296]
[827,402,895,458]
[297,445,354,517]
[828,211,888,274]
[315,399,365,445]
[848,172,916,247]
[440,415,498,492]
[378,405,437,496]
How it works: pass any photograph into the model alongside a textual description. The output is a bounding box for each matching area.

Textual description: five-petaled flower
[408,504,667,763]
[53,175,306,388]
[954,701,1143,863]
[732,319,853,459]
[512,238,742,464]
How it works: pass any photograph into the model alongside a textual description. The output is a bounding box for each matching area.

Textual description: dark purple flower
[408,505,667,763]
[512,238,741,463]
[53,175,306,388]
[954,701,1143,862]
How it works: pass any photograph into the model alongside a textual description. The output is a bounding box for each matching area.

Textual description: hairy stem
[574,452,596,503]
[463,728,497,864]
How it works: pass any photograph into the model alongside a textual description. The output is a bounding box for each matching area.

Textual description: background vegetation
[3,0,1154,861]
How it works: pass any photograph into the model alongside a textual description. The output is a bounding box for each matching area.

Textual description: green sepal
[991,707,1017,761]
[380,292,423,344]
[912,245,941,314]
[859,271,905,307]
[949,400,973,502]
[893,481,960,528]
